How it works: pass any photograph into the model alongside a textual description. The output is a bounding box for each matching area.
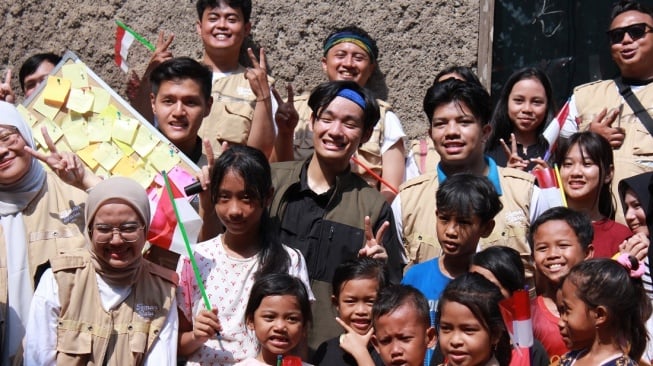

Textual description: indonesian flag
[115,22,136,73]
[542,100,571,160]
[147,178,202,254]
[532,167,565,207]
[499,289,533,366]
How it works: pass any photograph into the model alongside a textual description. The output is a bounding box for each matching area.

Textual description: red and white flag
[147,178,201,254]
[499,289,533,366]
[115,23,135,73]
[542,100,572,160]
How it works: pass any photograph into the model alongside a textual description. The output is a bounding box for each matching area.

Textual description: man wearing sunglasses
[558,0,653,224]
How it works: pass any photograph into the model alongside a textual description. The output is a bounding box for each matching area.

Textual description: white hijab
[0,101,46,361]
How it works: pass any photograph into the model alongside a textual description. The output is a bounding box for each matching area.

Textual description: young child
[371,284,437,366]
[436,272,512,366]
[312,258,387,366]
[402,173,502,364]
[177,145,313,365]
[555,131,631,257]
[558,257,652,365]
[486,67,556,171]
[528,207,594,362]
[469,246,550,366]
[236,273,313,366]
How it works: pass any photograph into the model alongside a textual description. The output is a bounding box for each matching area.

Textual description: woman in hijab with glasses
[24,176,178,365]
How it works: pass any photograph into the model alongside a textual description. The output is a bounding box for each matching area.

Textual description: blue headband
[336,88,366,110]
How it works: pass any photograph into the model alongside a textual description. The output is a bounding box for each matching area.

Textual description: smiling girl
[177,145,312,365]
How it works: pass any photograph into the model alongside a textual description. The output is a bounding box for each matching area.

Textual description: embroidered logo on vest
[60,204,83,224]
[135,304,159,320]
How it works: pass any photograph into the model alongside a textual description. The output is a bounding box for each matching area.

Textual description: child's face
[436,210,493,258]
[196,2,251,55]
[151,78,210,150]
[429,101,491,170]
[532,220,592,286]
[215,170,267,237]
[372,303,436,366]
[247,295,306,360]
[557,280,596,350]
[438,300,495,366]
[333,278,379,335]
[560,143,611,207]
[624,188,648,235]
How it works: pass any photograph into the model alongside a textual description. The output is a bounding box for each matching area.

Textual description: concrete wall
[0,0,480,138]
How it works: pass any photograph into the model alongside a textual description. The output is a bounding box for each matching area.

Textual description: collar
[299,156,351,195]
[436,156,503,196]
[620,76,653,86]
[189,136,203,164]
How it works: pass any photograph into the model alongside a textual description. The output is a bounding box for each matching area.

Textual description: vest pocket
[213,102,254,144]
[632,124,653,156]
[129,330,148,354]
[56,328,92,354]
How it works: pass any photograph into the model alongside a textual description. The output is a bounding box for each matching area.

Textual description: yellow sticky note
[32,119,63,148]
[93,142,123,171]
[42,76,71,107]
[112,118,138,144]
[62,122,89,151]
[133,126,158,157]
[130,164,157,188]
[33,94,61,120]
[147,143,180,172]
[87,116,112,142]
[99,104,120,121]
[94,165,109,178]
[112,155,143,176]
[66,88,94,114]
[77,143,99,169]
[55,139,72,153]
[16,105,40,127]
[114,139,135,156]
[62,63,89,89]
[91,87,110,113]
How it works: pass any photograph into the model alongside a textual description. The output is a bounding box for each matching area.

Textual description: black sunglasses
[606,23,653,45]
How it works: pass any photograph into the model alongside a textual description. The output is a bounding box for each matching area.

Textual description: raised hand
[587,107,624,148]
[24,127,100,190]
[499,133,528,171]
[0,69,16,104]
[244,48,270,101]
[145,31,174,73]
[358,216,388,261]
[272,83,299,135]
[335,317,375,366]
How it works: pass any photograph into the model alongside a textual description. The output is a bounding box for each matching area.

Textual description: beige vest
[198,68,275,158]
[293,96,390,188]
[408,137,440,174]
[574,80,653,223]
[0,172,87,362]
[399,167,534,278]
[52,251,177,366]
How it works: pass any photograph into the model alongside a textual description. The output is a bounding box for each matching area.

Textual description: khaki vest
[52,251,177,366]
[292,96,390,188]
[198,68,275,158]
[408,137,440,174]
[574,80,653,223]
[399,167,534,278]
[0,172,87,362]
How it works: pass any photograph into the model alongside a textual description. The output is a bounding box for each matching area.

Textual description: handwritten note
[130,165,158,188]
[87,116,112,142]
[148,143,180,172]
[77,143,99,169]
[112,118,138,144]
[33,94,61,120]
[93,142,123,171]
[66,88,94,114]
[42,76,71,107]
[16,105,40,127]
[32,119,63,148]
[133,126,158,157]
[62,63,89,89]
[91,87,110,113]
[112,155,143,176]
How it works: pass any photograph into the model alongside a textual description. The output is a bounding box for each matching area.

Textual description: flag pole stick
[351,155,398,194]
[553,164,568,207]
[115,20,155,51]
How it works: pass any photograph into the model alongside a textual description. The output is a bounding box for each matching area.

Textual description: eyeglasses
[91,223,144,244]
[0,127,20,149]
[607,23,653,45]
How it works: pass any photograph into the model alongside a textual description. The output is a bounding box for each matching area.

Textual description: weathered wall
[0,0,479,138]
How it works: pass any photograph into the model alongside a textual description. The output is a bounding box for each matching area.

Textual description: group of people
[3,0,653,365]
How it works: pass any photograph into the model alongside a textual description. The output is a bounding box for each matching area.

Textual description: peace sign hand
[0,69,16,104]
[272,83,299,134]
[499,133,528,171]
[145,31,174,74]
[358,216,388,262]
[244,48,270,101]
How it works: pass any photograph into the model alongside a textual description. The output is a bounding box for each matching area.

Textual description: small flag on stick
[114,20,155,73]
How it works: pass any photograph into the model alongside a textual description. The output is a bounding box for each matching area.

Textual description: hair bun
[614,253,645,278]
